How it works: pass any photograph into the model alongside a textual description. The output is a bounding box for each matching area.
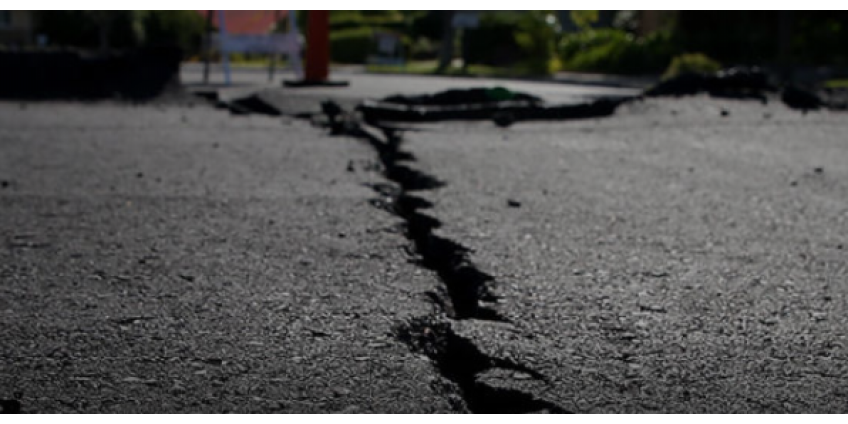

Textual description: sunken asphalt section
[2,84,848,413]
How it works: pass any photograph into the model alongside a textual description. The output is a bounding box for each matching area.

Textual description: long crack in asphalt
[310,107,569,413]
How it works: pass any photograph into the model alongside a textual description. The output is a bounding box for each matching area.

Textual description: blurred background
[2,11,848,91]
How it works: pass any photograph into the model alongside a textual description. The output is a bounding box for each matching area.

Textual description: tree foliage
[36,11,206,57]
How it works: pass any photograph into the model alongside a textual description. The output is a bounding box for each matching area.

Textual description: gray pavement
[0,103,450,412]
[2,77,848,413]
[394,96,848,412]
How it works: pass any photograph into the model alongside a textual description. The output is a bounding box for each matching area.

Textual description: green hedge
[330,27,373,64]
[662,53,721,79]
[559,28,677,74]
[329,27,410,64]
[329,11,406,33]
[141,11,206,53]
[36,11,206,58]
[465,11,560,75]
[676,11,848,66]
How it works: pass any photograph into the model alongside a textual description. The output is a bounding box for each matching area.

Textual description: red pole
[304,10,330,82]
[283,10,346,87]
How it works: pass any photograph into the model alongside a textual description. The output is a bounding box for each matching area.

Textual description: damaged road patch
[194,91,283,117]
[310,102,568,413]
[354,87,632,127]
[394,316,568,414]
[354,124,502,321]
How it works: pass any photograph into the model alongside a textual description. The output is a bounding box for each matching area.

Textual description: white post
[287,10,303,79]
[218,10,231,86]
[268,10,279,83]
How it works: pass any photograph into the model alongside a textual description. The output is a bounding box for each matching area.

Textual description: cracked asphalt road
[2,87,847,413]
[397,96,848,412]
[0,102,450,413]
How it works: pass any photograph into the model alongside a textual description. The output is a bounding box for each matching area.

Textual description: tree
[436,11,455,73]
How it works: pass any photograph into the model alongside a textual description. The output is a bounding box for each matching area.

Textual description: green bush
[674,11,848,66]
[513,12,561,74]
[329,27,373,64]
[329,10,366,29]
[36,11,205,57]
[559,28,677,74]
[570,10,599,30]
[790,12,848,65]
[464,11,560,75]
[329,27,410,64]
[329,11,406,33]
[407,11,441,40]
[140,11,205,55]
[319,11,414,63]
[638,30,678,71]
[464,13,522,66]
[662,53,721,79]
[558,28,631,70]
[410,36,436,60]
[37,11,140,50]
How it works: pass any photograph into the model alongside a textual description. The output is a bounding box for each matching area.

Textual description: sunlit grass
[824,79,848,89]
[185,56,288,68]
[365,60,438,75]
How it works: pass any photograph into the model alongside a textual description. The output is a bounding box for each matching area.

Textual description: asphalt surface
[2,78,848,413]
[0,102,451,412]
[377,96,848,412]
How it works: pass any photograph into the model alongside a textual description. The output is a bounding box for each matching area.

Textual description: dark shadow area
[386,164,445,192]
[358,95,630,127]
[413,234,498,320]
[0,48,181,101]
[646,67,773,99]
[781,85,823,110]
[0,396,22,414]
[394,193,434,212]
[365,178,499,321]
[395,316,569,414]
[349,119,503,322]
[646,66,848,112]
[466,384,568,414]
[194,92,283,116]
[229,95,282,116]
[382,88,544,107]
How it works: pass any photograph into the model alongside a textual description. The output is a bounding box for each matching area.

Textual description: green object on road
[486,86,516,101]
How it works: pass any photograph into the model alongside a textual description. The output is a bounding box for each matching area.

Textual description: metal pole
[203,10,213,84]
[268,51,277,83]
[282,10,346,86]
[287,10,303,79]
[304,11,330,82]
[218,10,231,86]
[268,10,279,83]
